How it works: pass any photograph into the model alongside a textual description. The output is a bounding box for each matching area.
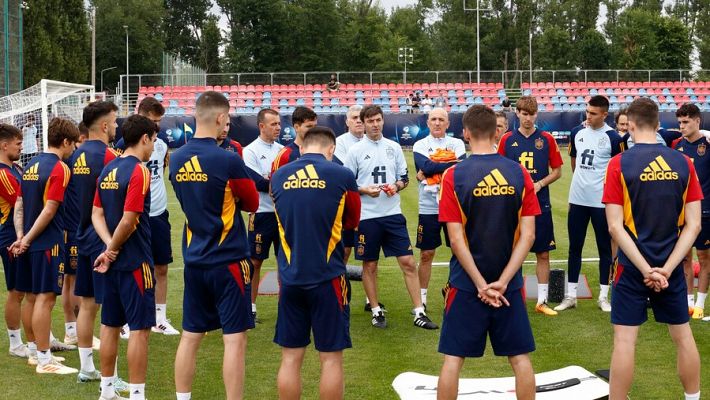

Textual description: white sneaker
[119,324,130,340]
[28,354,65,366]
[98,395,128,400]
[702,315,710,322]
[553,296,577,311]
[113,377,129,394]
[598,297,612,312]
[35,359,78,375]
[64,334,78,346]
[9,344,30,358]
[152,319,180,335]
[77,368,101,382]
[51,338,77,351]
[92,336,101,351]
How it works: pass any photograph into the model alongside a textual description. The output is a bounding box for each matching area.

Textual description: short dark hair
[292,106,317,126]
[360,105,383,121]
[195,91,230,117]
[82,100,119,129]
[257,108,279,124]
[463,105,496,139]
[588,95,610,112]
[137,96,165,117]
[0,124,22,142]
[615,108,628,125]
[676,103,701,120]
[626,98,659,130]
[78,121,88,136]
[302,126,336,148]
[121,115,158,147]
[47,117,80,148]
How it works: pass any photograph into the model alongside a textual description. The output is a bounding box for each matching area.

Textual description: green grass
[0,149,708,399]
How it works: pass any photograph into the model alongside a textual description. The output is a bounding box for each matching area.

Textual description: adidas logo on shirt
[260,155,267,159]
[283,164,326,190]
[512,142,519,147]
[364,155,371,160]
[23,163,39,181]
[73,153,91,175]
[175,156,208,182]
[639,156,678,182]
[99,168,119,190]
[473,169,515,197]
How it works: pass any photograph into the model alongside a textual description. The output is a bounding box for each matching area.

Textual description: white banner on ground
[392,365,608,399]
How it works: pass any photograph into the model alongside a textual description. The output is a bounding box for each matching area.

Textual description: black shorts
[149,210,173,265]
[416,214,450,251]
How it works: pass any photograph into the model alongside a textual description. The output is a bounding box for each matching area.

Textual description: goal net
[0,79,96,166]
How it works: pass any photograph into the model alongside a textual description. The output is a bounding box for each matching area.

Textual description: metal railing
[115,69,710,114]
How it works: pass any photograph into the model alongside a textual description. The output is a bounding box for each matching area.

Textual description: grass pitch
[0,150,708,399]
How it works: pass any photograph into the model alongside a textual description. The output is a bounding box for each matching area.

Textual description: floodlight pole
[91,7,96,88]
[123,25,129,111]
[464,0,491,85]
[398,47,414,84]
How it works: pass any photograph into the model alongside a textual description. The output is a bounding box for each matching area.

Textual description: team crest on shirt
[698,143,706,156]
[357,245,364,256]
[386,147,395,160]
[255,233,262,243]
[535,138,544,150]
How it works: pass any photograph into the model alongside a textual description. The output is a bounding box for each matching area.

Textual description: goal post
[0,79,96,165]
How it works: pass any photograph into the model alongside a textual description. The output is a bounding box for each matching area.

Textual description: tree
[199,15,221,73]
[534,26,574,70]
[23,0,90,86]
[163,0,211,68]
[92,0,166,91]
[576,29,611,69]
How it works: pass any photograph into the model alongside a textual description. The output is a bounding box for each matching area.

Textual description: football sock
[129,383,145,400]
[684,391,700,400]
[101,377,115,399]
[79,347,95,372]
[537,284,548,305]
[420,288,427,305]
[567,282,578,298]
[8,329,22,348]
[37,349,51,366]
[65,322,77,337]
[156,304,167,323]
[696,293,707,309]
[599,285,610,300]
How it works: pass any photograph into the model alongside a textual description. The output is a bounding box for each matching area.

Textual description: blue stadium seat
[312,91,321,98]
[498,89,506,97]
[687,88,695,95]
[650,95,658,102]
[331,98,339,105]
[154,94,163,101]
[464,89,473,96]
[538,104,546,112]
[589,89,598,96]
[691,95,698,102]
[465,97,474,105]
[666,95,675,103]
[576,96,584,104]
[638,88,646,95]
[492,104,502,111]
[356,98,364,105]
[662,88,671,95]
[398,98,406,105]
[448,90,456,97]
[380,90,389,96]
[556,89,565,96]
[660,103,669,111]
[551,96,559,103]
[222,92,230,100]
[314,106,324,113]
[262,99,272,106]
[625,96,634,103]
[373,98,381,105]
[523,89,531,96]
[246,100,254,107]
[356,90,364,97]
[474,97,483,105]
[279,99,288,106]
[263,91,272,98]
[314,98,322,106]
[169,100,178,107]
[562,104,571,111]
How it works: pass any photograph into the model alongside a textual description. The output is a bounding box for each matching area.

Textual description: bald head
[427,107,449,138]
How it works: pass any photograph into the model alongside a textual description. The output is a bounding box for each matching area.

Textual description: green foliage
[163,0,211,69]
[576,29,611,70]
[91,0,165,91]
[23,0,90,86]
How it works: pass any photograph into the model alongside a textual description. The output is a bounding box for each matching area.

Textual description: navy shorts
[64,232,78,276]
[274,275,352,352]
[694,217,710,250]
[29,243,64,295]
[611,263,689,326]
[530,211,556,253]
[150,210,173,265]
[342,229,356,248]
[416,214,450,250]
[101,263,156,330]
[355,214,413,261]
[182,260,254,334]
[438,286,535,358]
[1,248,27,291]
[248,213,280,261]
[74,248,105,303]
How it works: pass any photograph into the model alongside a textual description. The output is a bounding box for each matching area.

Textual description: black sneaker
[252,312,261,324]
[364,302,386,312]
[371,311,387,329]
[414,313,438,330]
